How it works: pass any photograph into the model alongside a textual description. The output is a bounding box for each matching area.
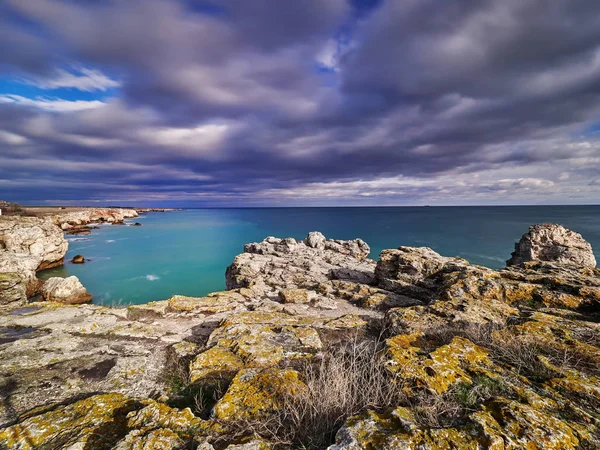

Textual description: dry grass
[209,336,408,449]
[213,334,492,449]
[176,320,598,448]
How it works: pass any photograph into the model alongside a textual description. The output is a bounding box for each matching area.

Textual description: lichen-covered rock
[507,223,596,268]
[0,393,206,450]
[328,279,422,310]
[0,393,141,449]
[278,288,311,304]
[213,368,306,421]
[189,311,324,384]
[329,399,590,450]
[40,276,93,304]
[385,335,491,394]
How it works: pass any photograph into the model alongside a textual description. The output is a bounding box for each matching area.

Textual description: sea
[39,206,600,306]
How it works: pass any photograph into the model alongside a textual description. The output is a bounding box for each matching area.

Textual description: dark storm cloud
[0,0,600,206]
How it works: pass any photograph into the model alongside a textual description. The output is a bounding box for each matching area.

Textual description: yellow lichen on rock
[386,335,490,394]
[189,345,245,383]
[0,393,140,450]
[213,368,306,421]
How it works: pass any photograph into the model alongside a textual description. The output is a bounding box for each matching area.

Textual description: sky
[1,0,600,207]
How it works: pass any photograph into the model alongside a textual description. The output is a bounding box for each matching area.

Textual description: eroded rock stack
[0,226,599,449]
[507,223,597,267]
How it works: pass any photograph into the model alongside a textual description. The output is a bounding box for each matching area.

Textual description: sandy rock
[41,276,92,304]
[507,223,596,268]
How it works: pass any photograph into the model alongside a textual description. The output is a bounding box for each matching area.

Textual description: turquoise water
[40,207,600,305]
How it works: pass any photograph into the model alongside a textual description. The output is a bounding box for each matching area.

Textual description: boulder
[306,231,326,249]
[71,254,85,264]
[507,223,596,268]
[0,254,41,305]
[375,246,469,302]
[0,216,68,271]
[213,368,306,421]
[41,276,92,304]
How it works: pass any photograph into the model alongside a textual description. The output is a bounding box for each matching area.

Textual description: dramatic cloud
[0,0,599,206]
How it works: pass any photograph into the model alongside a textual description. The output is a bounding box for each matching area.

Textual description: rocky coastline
[0,219,599,449]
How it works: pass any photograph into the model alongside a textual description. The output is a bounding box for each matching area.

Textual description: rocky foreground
[0,221,599,449]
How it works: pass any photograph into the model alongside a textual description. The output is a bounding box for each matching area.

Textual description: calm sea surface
[40,206,600,305]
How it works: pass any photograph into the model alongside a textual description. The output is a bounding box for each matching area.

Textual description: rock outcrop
[40,276,93,304]
[0,216,68,271]
[507,223,596,268]
[71,254,85,264]
[54,208,138,229]
[0,216,68,305]
[1,224,599,449]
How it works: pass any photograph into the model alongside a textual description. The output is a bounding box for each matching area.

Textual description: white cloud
[20,67,121,92]
[0,94,106,112]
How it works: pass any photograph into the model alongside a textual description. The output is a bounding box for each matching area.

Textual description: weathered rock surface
[40,276,93,304]
[0,254,41,305]
[1,225,599,449]
[225,232,407,312]
[0,393,208,450]
[376,245,600,311]
[53,207,139,228]
[0,216,69,305]
[0,216,68,271]
[507,223,597,268]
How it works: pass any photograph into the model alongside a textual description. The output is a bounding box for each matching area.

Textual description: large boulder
[0,254,41,305]
[41,276,93,304]
[0,216,68,271]
[507,223,596,268]
[375,247,469,301]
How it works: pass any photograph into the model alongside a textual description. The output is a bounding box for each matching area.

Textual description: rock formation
[71,254,85,264]
[0,216,67,271]
[0,216,68,305]
[0,225,599,449]
[507,223,596,267]
[40,276,92,304]
[54,208,139,229]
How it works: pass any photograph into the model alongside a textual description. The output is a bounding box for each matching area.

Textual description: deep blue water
[40,206,600,305]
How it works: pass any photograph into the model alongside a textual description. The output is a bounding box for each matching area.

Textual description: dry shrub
[214,336,408,449]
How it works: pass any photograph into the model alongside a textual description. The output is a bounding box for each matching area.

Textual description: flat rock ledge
[1,227,599,450]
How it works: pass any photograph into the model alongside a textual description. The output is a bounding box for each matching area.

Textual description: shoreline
[1,214,599,448]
